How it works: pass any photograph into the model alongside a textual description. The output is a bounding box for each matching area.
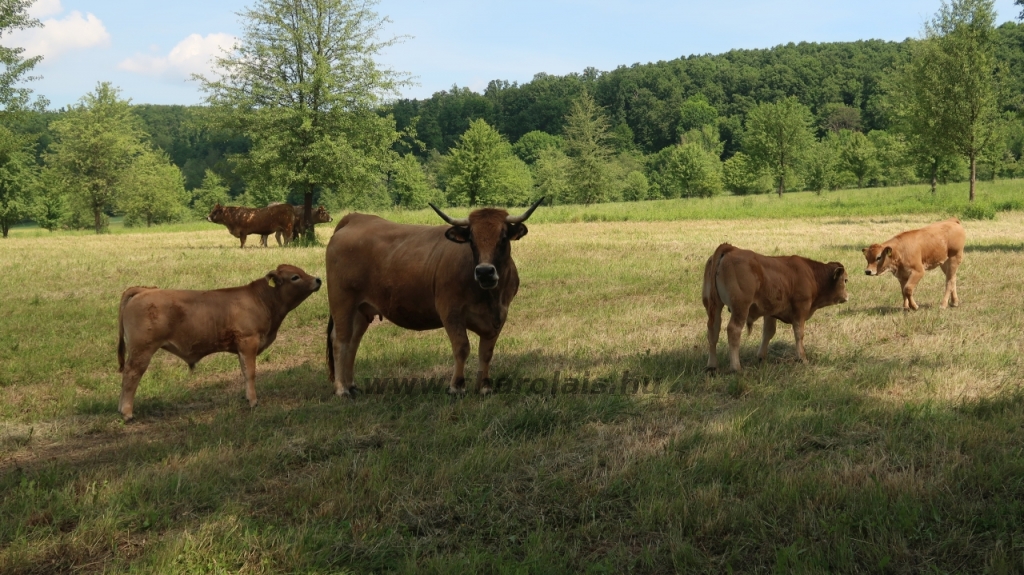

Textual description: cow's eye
[291,275,300,281]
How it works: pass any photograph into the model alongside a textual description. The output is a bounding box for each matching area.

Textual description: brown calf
[116,265,321,421]
[862,217,966,310]
[703,243,849,372]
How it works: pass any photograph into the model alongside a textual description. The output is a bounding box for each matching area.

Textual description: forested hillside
[4,5,1022,233]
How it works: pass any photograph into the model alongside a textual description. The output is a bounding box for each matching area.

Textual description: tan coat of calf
[862,217,965,310]
[116,265,321,421]
[703,243,849,372]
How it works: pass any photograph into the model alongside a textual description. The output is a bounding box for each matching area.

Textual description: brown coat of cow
[703,243,849,372]
[862,217,966,310]
[116,264,321,421]
[325,199,542,396]
[207,203,295,248]
[261,205,333,245]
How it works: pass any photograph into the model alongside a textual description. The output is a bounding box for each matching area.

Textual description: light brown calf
[116,265,321,421]
[862,217,966,310]
[703,243,849,373]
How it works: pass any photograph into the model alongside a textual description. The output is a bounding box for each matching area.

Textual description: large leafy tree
[119,152,189,227]
[562,92,614,205]
[199,0,408,241]
[0,124,36,237]
[442,118,531,207]
[743,97,815,196]
[0,0,45,111]
[928,0,1002,202]
[45,83,151,233]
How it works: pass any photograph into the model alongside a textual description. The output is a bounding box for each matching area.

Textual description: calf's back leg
[940,253,963,308]
[119,346,157,421]
[726,303,751,372]
[757,316,777,363]
[705,300,723,372]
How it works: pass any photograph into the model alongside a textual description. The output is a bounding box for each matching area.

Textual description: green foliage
[120,152,190,228]
[532,147,571,204]
[648,142,723,198]
[818,103,862,134]
[724,151,773,195]
[802,139,842,193]
[0,125,36,237]
[199,0,408,237]
[191,170,230,218]
[563,92,615,204]
[443,119,532,206]
[389,154,440,209]
[512,130,563,164]
[835,129,877,187]
[30,169,67,231]
[620,170,649,201]
[959,202,996,219]
[44,83,151,233]
[239,185,287,208]
[868,130,916,186]
[678,94,718,133]
[743,97,815,196]
[0,0,45,111]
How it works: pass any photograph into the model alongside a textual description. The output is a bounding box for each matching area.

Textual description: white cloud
[118,33,237,81]
[9,5,111,61]
[28,0,63,18]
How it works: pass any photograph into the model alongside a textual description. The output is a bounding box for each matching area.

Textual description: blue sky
[10,0,1022,108]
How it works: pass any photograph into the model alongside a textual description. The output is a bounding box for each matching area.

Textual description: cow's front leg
[443,323,471,394]
[757,316,777,363]
[902,268,924,311]
[477,333,499,395]
[237,343,259,407]
[260,234,270,247]
[705,301,723,373]
[792,320,807,363]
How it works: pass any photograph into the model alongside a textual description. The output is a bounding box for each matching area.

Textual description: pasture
[2,183,1024,573]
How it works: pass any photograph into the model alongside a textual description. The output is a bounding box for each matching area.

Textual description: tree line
[0,0,1019,237]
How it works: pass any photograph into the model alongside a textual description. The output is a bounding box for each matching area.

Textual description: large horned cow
[325,198,543,396]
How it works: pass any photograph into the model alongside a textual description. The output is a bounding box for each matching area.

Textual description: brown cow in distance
[703,243,849,373]
[116,264,321,421]
[261,204,333,245]
[207,203,294,248]
[325,198,543,396]
[862,217,966,310]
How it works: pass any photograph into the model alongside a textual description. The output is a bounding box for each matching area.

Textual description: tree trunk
[969,153,976,203]
[303,188,314,242]
[930,158,938,194]
[94,208,103,234]
[2,221,9,238]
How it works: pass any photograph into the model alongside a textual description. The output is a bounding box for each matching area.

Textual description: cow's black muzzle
[475,264,499,289]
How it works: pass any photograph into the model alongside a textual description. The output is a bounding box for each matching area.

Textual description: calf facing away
[116,264,321,421]
[703,243,849,373]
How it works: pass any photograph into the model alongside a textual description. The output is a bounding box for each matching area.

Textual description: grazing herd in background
[113,200,967,420]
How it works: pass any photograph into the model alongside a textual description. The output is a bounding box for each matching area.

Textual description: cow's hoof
[337,386,361,398]
[121,414,134,423]
[479,387,493,396]
[248,399,258,408]
[447,387,466,397]
[704,367,718,376]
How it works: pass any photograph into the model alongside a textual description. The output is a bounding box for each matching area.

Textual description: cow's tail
[326,315,335,384]
[117,286,155,372]
[702,243,735,315]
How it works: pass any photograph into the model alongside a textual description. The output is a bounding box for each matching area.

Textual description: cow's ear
[508,223,528,241]
[861,247,868,255]
[445,226,471,243]
[265,271,279,288]
[832,265,845,282]
[881,246,892,259]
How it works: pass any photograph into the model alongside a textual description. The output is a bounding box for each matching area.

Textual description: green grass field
[2,182,1024,573]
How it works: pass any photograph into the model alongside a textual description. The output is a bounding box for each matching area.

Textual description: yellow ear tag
[268,277,276,288]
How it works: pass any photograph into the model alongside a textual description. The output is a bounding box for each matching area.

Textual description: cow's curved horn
[506,197,545,224]
[429,203,469,227]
